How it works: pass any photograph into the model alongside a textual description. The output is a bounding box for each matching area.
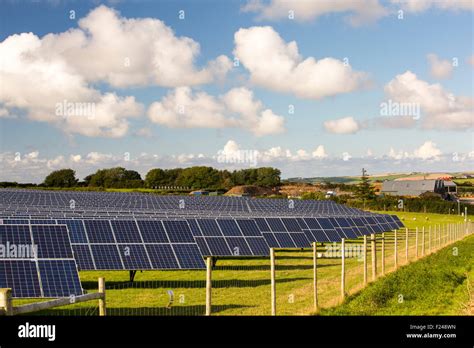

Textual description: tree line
[31,166,281,190]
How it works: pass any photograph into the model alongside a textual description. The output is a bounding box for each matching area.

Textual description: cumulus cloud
[427,54,453,79]
[147,87,285,136]
[388,141,442,161]
[0,28,143,137]
[0,5,234,137]
[391,0,474,12]
[242,0,388,26]
[323,116,360,134]
[39,5,231,87]
[233,26,368,99]
[383,71,473,130]
[312,145,328,158]
[0,107,11,118]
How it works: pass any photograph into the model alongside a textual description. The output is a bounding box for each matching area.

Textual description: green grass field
[13,211,470,316]
[320,234,473,315]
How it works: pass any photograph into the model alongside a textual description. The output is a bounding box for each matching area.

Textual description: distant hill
[286,172,474,185]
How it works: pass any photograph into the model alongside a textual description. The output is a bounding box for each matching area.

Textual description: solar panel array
[0,224,83,298]
[0,189,405,297]
[0,215,403,263]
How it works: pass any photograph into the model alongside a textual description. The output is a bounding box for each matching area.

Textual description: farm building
[443,181,457,194]
[381,179,447,197]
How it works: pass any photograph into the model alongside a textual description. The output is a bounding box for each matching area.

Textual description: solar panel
[281,218,301,232]
[57,220,88,243]
[91,244,123,270]
[204,237,232,256]
[32,225,73,259]
[0,260,41,297]
[262,233,279,248]
[111,220,142,244]
[197,219,222,236]
[118,244,152,269]
[304,230,330,243]
[225,237,252,256]
[162,220,195,243]
[72,245,95,270]
[186,219,203,236]
[0,224,82,298]
[266,218,286,232]
[273,233,296,248]
[84,220,115,243]
[254,218,271,232]
[172,244,206,269]
[290,233,311,247]
[236,219,262,236]
[146,244,180,269]
[38,260,83,297]
[136,220,168,243]
[0,224,31,245]
[245,237,270,255]
[217,219,242,236]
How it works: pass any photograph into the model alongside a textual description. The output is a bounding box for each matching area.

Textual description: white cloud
[323,116,360,134]
[388,141,442,161]
[242,0,388,26]
[233,26,368,99]
[70,155,82,163]
[1,140,472,182]
[384,71,473,130]
[427,54,453,79]
[0,31,143,137]
[413,141,442,160]
[391,0,474,13]
[147,87,285,136]
[40,5,231,88]
[0,5,234,137]
[312,145,328,158]
[0,107,11,118]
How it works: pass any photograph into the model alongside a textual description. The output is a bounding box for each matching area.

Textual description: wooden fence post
[421,227,425,256]
[415,227,419,259]
[405,228,409,263]
[381,232,385,275]
[341,238,346,302]
[313,242,318,312]
[394,230,398,270]
[363,235,368,286]
[428,226,431,253]
[0,288,12,316]
[438,224,441,249]
[371,233,376,281]
[206,257,212,316]
[98,277,106,316]
[270,248,276,316]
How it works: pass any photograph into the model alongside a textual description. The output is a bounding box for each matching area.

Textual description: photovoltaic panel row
[0,225,82,298]
[189,218,270,256]
[71,220,205,270]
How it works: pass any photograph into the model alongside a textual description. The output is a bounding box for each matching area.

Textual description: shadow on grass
[23,304,248,316]
[214,264,334,271]
[81,277,310,290]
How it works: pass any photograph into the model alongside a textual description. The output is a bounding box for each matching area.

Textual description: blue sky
[0,0,473,182]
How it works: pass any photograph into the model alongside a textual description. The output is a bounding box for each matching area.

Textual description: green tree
[355,168,376,200]
[88,167,143,188]
[256,167,281,187]
[43,169,78,187]
[176,166,221,189]
[145,168,166,188]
